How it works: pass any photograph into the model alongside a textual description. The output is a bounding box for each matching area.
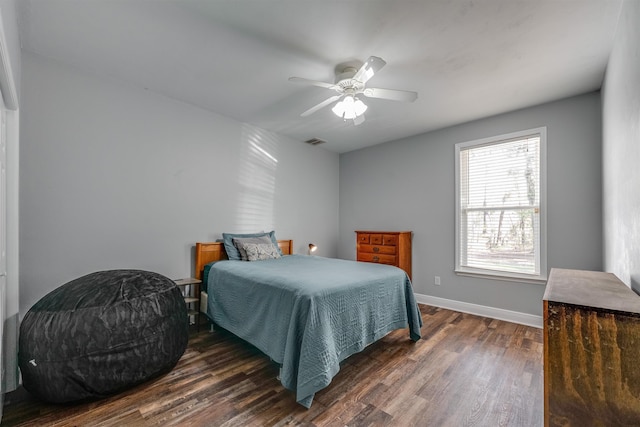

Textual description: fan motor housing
[335,67,364,93]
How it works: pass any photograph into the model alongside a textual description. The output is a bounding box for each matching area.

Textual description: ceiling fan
[289,56,418,126]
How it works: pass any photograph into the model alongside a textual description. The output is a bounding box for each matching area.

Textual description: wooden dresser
[355,231,412,280]
[543,268,640,426]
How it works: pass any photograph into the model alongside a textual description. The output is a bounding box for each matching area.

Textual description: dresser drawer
[382,234,398,246]
[370,234,383,245]
[358,244,396,255]
[357,233,370,244]
[357,252,397,265]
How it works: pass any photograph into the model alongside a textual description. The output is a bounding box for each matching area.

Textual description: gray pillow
[222,231,280,260]
[240,242,282,261]
[232,236,273,261]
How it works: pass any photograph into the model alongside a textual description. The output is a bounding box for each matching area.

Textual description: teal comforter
[206,255,422,408]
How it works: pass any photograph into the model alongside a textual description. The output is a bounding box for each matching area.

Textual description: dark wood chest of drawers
[543,268,640,426]
[355,231,412,280]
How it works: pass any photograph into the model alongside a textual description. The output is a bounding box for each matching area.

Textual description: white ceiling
[18,0,622,153]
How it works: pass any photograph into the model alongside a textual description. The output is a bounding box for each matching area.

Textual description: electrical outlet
[434,276,441,286]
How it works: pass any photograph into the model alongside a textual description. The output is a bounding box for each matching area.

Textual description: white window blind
[455,128,547,282]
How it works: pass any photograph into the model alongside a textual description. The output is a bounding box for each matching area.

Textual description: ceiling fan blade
[363,87,418,102]
[288,77,337,90]
[352,56,386,84]
[301,95,342,117]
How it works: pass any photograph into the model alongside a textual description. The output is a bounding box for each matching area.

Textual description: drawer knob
[373,256,379,262]
[373,247,379,253]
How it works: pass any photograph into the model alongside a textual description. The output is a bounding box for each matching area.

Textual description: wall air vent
[304,138,327,146]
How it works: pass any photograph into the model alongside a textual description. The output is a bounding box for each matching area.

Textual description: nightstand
[174,278,202,331]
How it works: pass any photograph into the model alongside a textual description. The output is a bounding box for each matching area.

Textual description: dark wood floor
[1,305,543,426]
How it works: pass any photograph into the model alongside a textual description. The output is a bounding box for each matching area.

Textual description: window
[455,128,547,283]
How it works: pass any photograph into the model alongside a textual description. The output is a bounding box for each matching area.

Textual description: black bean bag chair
[18,270,188,403]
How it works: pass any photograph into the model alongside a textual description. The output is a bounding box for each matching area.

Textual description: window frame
[454,127,547,284]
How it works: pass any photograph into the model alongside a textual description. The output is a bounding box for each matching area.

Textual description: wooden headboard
[194,239,293,280]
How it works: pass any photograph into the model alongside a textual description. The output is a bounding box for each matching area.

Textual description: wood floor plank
[1,305,543,426]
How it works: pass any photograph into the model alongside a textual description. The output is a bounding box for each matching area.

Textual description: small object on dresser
[174,278,202,331]
[355,230,412,279]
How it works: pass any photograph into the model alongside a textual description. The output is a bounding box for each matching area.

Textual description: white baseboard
[414,293,543,329]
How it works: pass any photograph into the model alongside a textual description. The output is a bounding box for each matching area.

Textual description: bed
[194,238,422,408]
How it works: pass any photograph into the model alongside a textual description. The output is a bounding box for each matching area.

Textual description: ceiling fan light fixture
[290,55,416,124]
[332,95,367,120]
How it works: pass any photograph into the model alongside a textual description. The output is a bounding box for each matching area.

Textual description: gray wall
[19,52,339,316]
[602,0,640,292]
[339,92,603,316]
